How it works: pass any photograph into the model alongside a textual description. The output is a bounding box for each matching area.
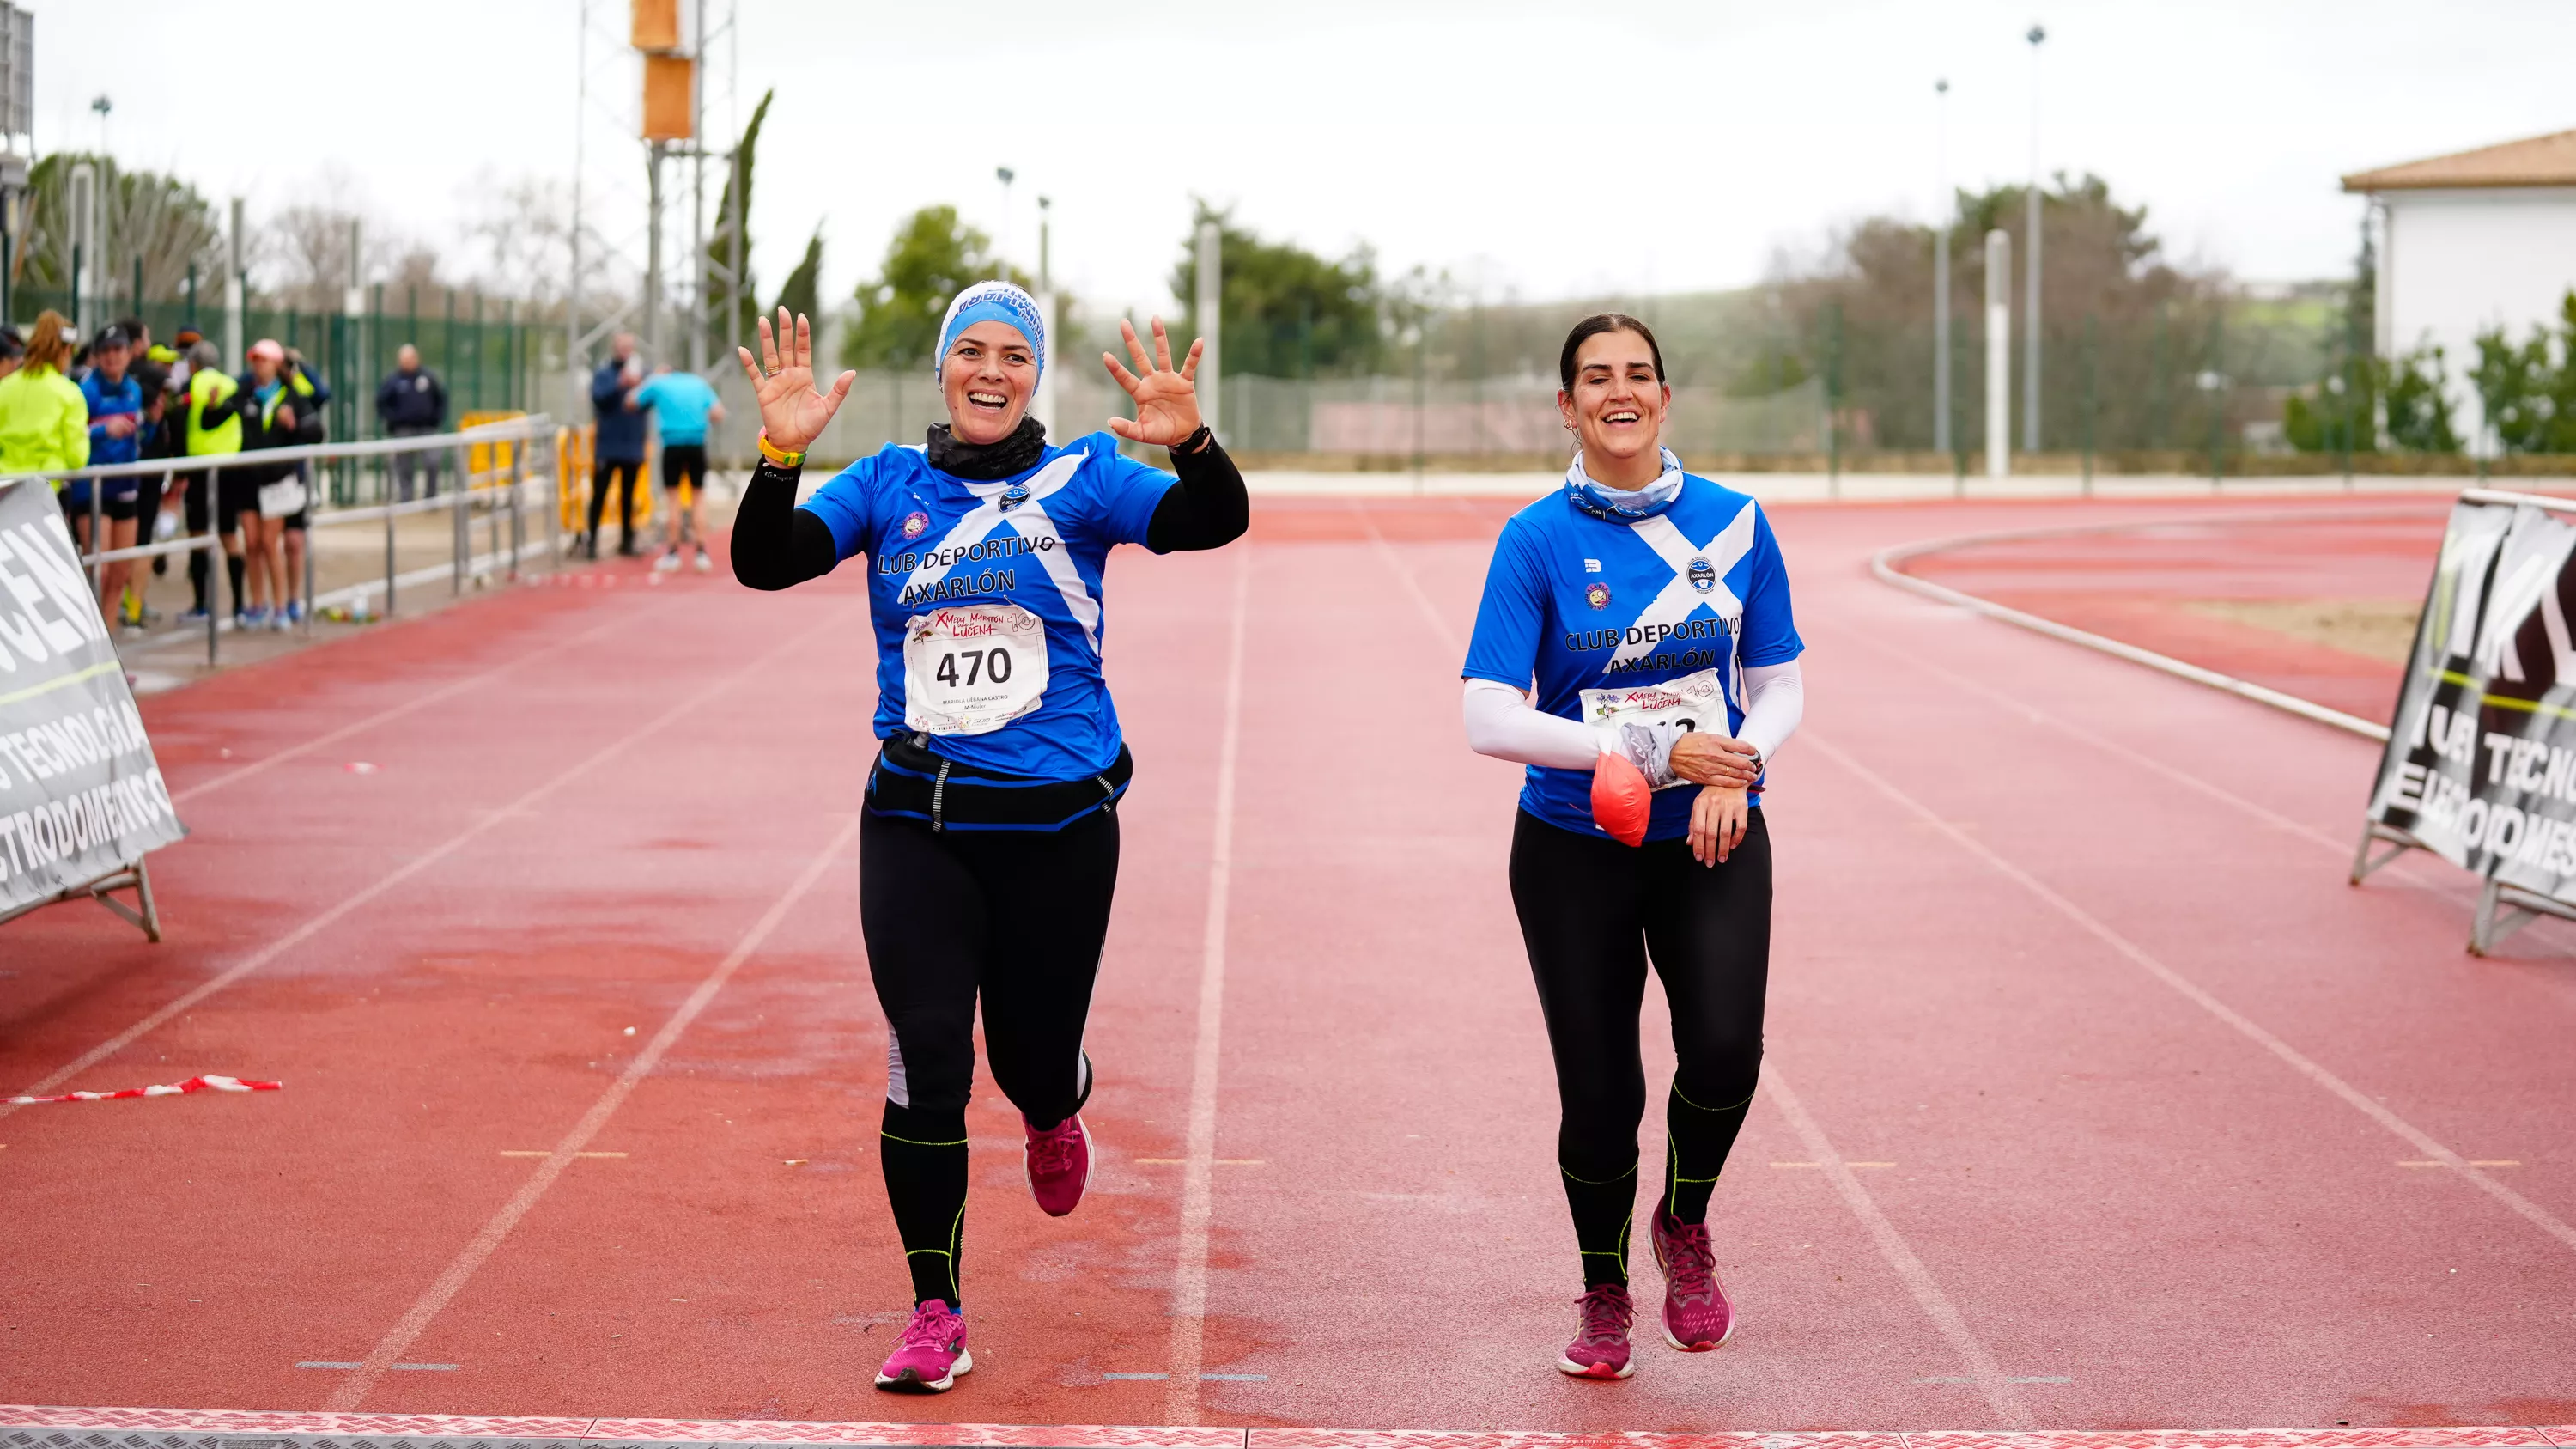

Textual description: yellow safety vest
[187,368,242,457]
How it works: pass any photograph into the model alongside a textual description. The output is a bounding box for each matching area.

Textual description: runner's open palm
[735,307,854,454]
[1103,317,1205,447]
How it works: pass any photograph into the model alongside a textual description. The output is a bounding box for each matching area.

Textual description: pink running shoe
[1556,1283,1637,1379]
[1024,1112,1091,1217]
[873,1299,971,1393]
[1649,1206,1735,1350]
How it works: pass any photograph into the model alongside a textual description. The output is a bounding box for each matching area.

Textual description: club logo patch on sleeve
[1584,581,1613,611]
[1687,557,1716,593]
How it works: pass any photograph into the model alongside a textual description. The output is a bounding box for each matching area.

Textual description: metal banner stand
[0,858,162,941]
[2347,820,2421,887]
[2469,879,2576,957]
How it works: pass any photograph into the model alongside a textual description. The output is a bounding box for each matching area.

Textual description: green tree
[841,204,1028,371]
[772,226,823,323]
[21,153,225,302]
[2284,220,2379,454]
[2469,321,2554,454]
[2383,343,2461,453]
[1170,202,1386,377]
[702,88,775,358]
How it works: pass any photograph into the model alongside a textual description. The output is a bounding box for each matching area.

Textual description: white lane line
[169,597,671,806]
[1805,729,2576,1258]
[1763,1067,2034,1429]
[3,608,857,1117]
[325,809,866,1410]
[1163,550,1251,1429]
[1352,500,1466,654]
[1831,621,2576,965]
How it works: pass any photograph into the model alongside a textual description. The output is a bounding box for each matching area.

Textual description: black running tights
[860,805,1118,1310]
[1508,807,1771,1289]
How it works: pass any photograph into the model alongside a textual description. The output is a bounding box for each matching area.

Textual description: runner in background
[196,339,321,630]
[76,326,145,630]
[1461,314,1806,1381]
[122,320,177,629]
[177,336,233,625]
[629,362,725,574]
[728,292,1248,1395]
[0,313,88,494]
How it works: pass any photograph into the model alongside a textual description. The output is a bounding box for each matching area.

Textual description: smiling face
[1558,327,1668,475]
[941,320,1037,446]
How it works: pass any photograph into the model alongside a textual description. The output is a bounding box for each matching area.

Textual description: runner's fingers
[1107,415,1139,441]
[823,370,856,411]
[757,314,781,375]
[1151,316,1176,374]
[793,311,813,370]
[1121,318,1155,376]
[735,345,763,388]
[1180,337,1206,383]
[1103,352,1142,395]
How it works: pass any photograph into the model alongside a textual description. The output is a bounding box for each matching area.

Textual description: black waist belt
[866,733,1133,832]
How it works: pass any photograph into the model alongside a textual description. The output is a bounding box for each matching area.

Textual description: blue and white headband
[933,281,1048,384]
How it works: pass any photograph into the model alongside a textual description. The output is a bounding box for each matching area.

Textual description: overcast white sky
[33,0,2576,316]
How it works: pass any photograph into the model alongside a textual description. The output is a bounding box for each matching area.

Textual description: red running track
[6,497,2576,1432]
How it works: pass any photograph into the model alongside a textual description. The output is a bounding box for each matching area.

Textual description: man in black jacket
[377,344,447,501]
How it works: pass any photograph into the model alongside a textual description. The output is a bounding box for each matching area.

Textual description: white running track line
[169,597,671,806]
[1163,551,1252,1428]
[1804,729,2576,1257]
[1868,512,2405,741]
[325,809,866,1409]
[1762,1067,2034,1428]
[2,607,858,1117]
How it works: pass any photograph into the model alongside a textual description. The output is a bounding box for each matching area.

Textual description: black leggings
[586,458,645,544]
[1509,807,1771,1288]
[860,802,1119,1308]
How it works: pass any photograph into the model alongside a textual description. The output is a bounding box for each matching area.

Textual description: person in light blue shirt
[1460,314,1807,1381]
[629,365,726,571]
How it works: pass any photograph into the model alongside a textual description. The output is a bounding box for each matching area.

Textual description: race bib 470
[902,604,1050,736]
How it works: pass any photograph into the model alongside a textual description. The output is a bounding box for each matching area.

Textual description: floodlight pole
[1196,218,1222,442]
[1035,195,1056,438]
[1932,77,1951,457]
[2024,22,2045,454]
[644,142,664,358]
[224,197,245,368]
[688,0,708,376]
[1986,228,2011,480]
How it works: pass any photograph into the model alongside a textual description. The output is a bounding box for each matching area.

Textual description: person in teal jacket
[0,312,91,483]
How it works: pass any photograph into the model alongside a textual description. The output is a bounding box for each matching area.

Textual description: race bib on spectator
[258,478,307,519]
[903,604,1050,736]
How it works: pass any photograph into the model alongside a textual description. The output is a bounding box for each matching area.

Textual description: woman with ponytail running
[730,289,1248,1394]
[1459,314,1806,1380]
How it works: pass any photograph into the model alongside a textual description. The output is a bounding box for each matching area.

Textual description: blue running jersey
[799,432,1177,781]
[1461,476,1803,841]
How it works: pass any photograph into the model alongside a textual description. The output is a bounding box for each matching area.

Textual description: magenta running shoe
[1024,1112,1092,1217]
[1557,1283,1637,1379]
[873,1299,971,1393]
[1649,1205,1735,1350]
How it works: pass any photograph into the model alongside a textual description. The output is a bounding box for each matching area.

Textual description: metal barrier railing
[0,415,561,669]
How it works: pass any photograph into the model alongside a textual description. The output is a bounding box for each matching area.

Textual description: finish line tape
[6,1074,281,1105]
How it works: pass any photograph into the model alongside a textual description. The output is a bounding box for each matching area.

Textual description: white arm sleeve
[1462,678,1602,770]
[1736,660,1805,763]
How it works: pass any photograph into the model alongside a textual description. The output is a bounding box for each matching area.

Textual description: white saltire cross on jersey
[1604,498,1760,679]
[896,448,1103,652]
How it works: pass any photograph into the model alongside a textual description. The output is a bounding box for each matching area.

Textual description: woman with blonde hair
[0,311,91,486]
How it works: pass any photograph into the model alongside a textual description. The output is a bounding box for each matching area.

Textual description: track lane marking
[167,597,672,806]
[3,607,858,1116]
[1805,728,2576,1258]
[1765,1066,2033,1428]
[324,809,866,1410]
[1163,549,1251,1428]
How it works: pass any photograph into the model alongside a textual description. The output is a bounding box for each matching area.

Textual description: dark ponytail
[1558,313,1664,392]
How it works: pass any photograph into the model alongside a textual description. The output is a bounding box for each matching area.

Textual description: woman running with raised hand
[729,288,1247,1395]
[1460,314,1805,1381]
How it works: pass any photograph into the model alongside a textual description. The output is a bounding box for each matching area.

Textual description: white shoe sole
[875,1346,972,1392]
[1024,1116,1092,1216]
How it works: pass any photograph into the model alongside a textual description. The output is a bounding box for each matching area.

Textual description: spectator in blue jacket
[585,332,647,558]
[376,344,447,501]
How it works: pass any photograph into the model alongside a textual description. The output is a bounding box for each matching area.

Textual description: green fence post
[472,291,486,412]
[1825,299,1844,498]
[444,289,457,410]
[185,263,197,331]
[2081,314,2097,496]
[2205,308,2226,489]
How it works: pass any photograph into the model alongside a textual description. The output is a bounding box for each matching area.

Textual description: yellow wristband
[757,432,807,468]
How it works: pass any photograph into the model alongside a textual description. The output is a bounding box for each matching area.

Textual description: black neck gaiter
[927,416,1046,480]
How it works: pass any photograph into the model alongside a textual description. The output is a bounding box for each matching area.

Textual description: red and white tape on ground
[5,1074,281,1106]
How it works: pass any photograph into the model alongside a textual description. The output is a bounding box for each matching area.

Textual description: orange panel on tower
[630,0,679,51]
[641,54,696,141]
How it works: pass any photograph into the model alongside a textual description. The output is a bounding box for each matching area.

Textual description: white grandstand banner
[0,479,185,914]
